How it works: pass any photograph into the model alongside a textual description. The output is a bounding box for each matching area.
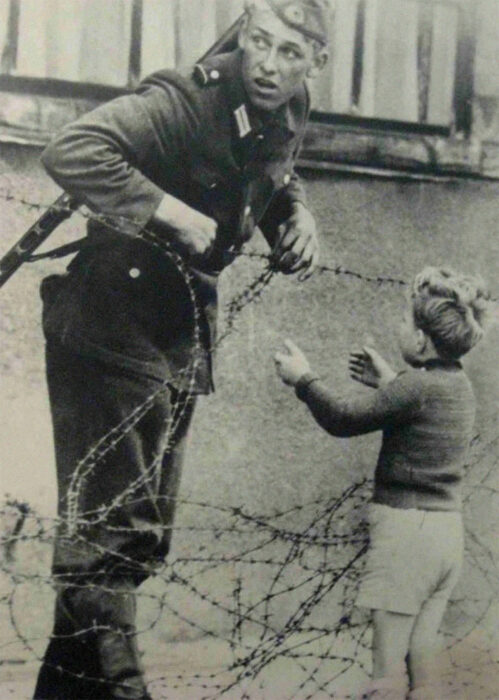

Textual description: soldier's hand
[153,194,217,257]
[272,203,319,281]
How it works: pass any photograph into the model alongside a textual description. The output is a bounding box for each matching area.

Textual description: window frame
[307,0,475,138]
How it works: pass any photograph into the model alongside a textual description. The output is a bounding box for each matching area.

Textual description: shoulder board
[193,63,223,87]
[135,68,203,119]
[137,68,197,96]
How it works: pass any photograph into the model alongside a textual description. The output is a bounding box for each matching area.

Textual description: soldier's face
[239,9,328,111]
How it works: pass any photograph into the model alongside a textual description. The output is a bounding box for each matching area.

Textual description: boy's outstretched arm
[274,340,422,438]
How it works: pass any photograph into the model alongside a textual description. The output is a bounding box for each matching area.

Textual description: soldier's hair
[410,267,490,360]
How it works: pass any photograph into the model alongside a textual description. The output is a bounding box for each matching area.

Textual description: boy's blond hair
[411,267,490,360]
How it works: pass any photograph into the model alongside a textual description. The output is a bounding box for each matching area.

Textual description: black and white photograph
[1,1,498,698]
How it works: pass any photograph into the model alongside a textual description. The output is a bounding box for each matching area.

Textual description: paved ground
[2,630,499,699]
[0,636,367,700]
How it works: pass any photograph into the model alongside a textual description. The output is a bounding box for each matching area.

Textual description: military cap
[245,0,331,46]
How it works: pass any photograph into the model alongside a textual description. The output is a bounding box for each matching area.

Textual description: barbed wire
[2,469,499,699]
[0,186,498,699]
[0,188,412,290]
[1,187,498,300]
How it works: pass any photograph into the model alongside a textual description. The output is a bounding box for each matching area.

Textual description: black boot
[34,579,148,700]
[33,629,108,699]
[98,628,149,699]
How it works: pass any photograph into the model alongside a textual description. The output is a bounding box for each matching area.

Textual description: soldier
[34,1,330,698]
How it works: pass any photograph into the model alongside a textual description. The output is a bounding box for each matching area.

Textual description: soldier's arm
[259,176,319,279]
[41,79,215,254]
[258,169,307,235]
[258,86,319,278]
[279,169,308,209]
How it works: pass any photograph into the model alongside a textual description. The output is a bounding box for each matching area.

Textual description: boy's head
[400,267,490,365]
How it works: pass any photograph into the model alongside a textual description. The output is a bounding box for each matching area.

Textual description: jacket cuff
[295,372,321,401]
[285,181,308,210]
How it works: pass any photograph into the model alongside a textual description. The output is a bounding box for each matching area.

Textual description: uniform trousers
[34,342,196,699]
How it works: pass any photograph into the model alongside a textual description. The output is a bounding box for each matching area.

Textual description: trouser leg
[34,580,144,700]
[34,343,196,699]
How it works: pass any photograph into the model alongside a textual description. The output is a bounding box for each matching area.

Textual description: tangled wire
[1,188,499,699]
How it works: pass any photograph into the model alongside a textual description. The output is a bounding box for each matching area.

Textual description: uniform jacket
[41,49,311,393]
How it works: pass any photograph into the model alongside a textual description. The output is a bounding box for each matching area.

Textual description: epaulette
[193,63,222,87]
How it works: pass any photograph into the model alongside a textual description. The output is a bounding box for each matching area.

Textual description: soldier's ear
[306,48,328,79]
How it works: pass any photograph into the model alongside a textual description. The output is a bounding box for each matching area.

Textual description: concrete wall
[1,145,499,649]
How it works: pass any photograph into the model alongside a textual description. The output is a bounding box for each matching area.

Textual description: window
[308,0,474,137]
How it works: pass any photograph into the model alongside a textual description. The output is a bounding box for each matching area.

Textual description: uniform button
[210,70,220,80]
[283,173,291,185]
[129,267,141,279]
[244,205,252,217]
[256,134,264,141]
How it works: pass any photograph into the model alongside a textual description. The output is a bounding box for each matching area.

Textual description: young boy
[274,267,489,699]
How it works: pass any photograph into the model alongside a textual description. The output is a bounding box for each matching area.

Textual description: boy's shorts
[357,503,464,616]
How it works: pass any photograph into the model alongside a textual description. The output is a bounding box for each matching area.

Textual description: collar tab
[234,104,252,138]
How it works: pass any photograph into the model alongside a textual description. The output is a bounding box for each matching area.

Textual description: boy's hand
[349,347,396,389]
[274,339,312,386]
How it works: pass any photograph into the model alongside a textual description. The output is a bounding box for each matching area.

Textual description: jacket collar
[200,49,300,144]
[420,358,463,371]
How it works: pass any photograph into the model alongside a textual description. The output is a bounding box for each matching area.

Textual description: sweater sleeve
[41,81,200,236]
[295,370,424,437]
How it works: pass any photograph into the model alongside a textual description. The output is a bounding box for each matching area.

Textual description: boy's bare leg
[407,596,449,698]
[372,610,415,679]
[359,610,415,699]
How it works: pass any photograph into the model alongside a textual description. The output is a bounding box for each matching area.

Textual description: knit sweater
[295,359,476,511]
